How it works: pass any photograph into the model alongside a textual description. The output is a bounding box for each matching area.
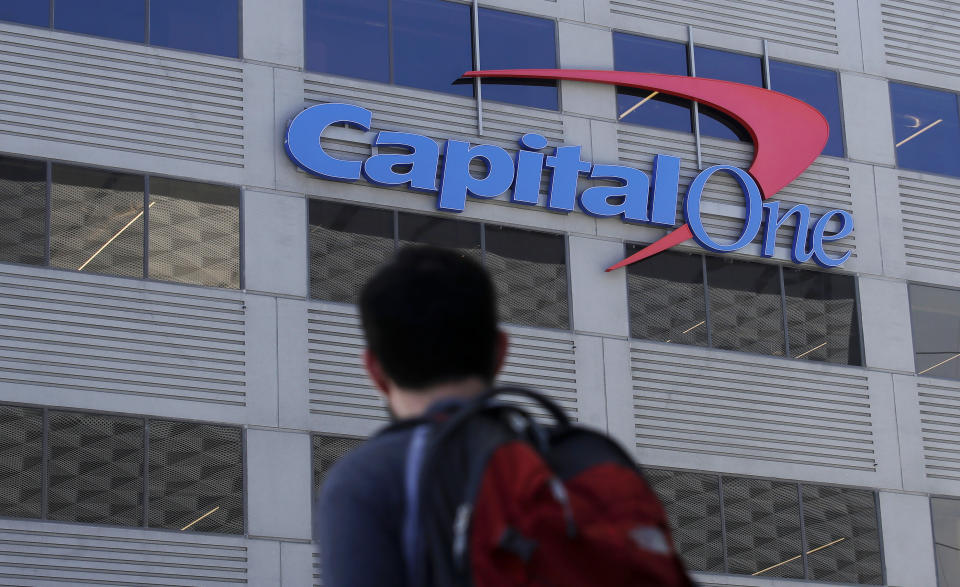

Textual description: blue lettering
[363,131,440,192]
[512,133,547,206]
[580,164,650,222]
[761,202,814,263]
[544,145,591,212]
[650,154,681,226]
[285,103,371,181]
[438,141,515,212]
[684,165,763,253]
[810,209,854,267]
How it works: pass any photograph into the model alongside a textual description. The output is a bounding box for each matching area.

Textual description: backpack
[400,386,695,587]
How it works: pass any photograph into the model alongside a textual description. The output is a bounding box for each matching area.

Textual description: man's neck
[388,377,488,419]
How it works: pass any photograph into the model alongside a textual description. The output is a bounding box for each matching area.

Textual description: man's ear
[493,330,509,376]
[363,349,391,396]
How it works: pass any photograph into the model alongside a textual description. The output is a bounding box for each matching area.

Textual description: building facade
[0,0,958,585]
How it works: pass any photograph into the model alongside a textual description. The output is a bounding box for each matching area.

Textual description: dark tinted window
[313,435,363,493]
[54,0,146,43]
[305,0,390,82]
[150,0,239,57]
[707,257,785,356]
[614,33,692,133]
[478,8,558,110]
[398,212,481,262]
[0,3,49,26]
[770,61,844,157]
[934,497,960,585]
[783,268,861,365]
[723,476,803,578]
[695,47,762,141]
[0,406,43,520]
[0,156,46,266]
[801,485,883,584]
[909,283,960,380]
[393,0,472,97]
[644,468,723,572]
[626,248,707,346]
[890,82,960,177]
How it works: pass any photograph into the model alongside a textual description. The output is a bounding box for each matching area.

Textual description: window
[1,0,239,58]
[312,435,363,494]
[695,47,762,141]
[0,155,241,289]
[304,0,559,109]
[646,468,884,584]
[626,244,862,365]
[308,200,570,329]
[933,496,960,585]
[889,83,960,178]
[0,403,243,534]
[909,283,960,380]
[613,33,691,133]
[769,61,845,157]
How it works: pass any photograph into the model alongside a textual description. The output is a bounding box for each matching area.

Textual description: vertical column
[879,492,938,587]
[242,0,304,68]
[840,72,896,167]
[556,21,615,119]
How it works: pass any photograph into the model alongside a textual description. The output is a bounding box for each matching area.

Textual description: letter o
[683,165,763,253]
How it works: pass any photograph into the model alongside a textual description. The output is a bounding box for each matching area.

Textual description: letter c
[285,103,372,181]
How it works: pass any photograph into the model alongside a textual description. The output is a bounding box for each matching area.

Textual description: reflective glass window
[312,435,362,493]
[49,164,145,279]
[644,468,723,573]
[54,0,146,43]
[909,283,960,380]
[783,268,861,365]
[933,496,960,585]
[614,33,691,133]
[770,61,844,157]
[801,485,883,584]
[724,477,804,578]
[477,8,558,110]
[626,247,707,346]
[890,82,960,177]
[706,257,785,356]
[0,156,46,266]
[0,406,43,520]
[484,224,568,329]
[398,212,481,262]
[393,0,472,97]
[0,3,49,26]
[309,200,395,303]
[305,0,390,82]
[150,0,239,57]
[695,47,762,141]
[148,177,240,288]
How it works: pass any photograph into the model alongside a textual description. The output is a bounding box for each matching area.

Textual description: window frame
[888,79,960,179]
[907,281,960,381]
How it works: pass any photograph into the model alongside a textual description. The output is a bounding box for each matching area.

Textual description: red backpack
[400,386,695,587]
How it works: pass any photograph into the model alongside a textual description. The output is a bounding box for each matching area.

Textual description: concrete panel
[557,21,616,119]
[245,294,281,427]
[573,334,609,432]
[243,190,308,297]
[247,429,313,540]
[247,539,281,587]
[840,72,896,167]
[847,162,883,277]
[892,374,927,493]
[243,0,303,67]
[602,337,634,450]
[568,235,630,337]
[243,63,278,191]
[873,166,908,279]
[879,491,937,587]
[858,276,915,373]
[281,541,316,586]
[857,0,886,75]
[278,299,311,431]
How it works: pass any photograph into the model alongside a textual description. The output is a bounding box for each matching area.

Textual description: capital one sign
[285,69,852,270]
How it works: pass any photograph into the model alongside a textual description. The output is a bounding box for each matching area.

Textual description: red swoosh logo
[464,69,829,271]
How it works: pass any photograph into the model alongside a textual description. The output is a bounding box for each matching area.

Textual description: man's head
[359,246,507,412]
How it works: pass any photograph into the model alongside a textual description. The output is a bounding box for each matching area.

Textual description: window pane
[627,247,707,346]
[54,0,146,43]
[147,177,240,288]
[644,468,724,573]
[305,0,389,81]
[484,225,567,329]
[312,435,362,494]
[0,156,46,266]
[148,420,243,534]
[890,82,960,177]
[309,200,395,303]
[393,0,472,97]
[784,269,861,365]
[397,212,481,263]
[614,33,691,133]
[933,497,960,586]
[0,405,43,519]
[770,61,844,157]
[47,411,144,527]
[477,8,558,110]
[695,47,762,141]
[0,3,49,26]
[723,476,803,578]
[707,258,785,356]
[801,484,883,584]
[909,283,960,380]
[150,0,238,57]
[50,164,144,278]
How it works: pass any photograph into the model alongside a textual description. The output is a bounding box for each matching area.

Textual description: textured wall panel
[918,379,960,482]
[611,0,839,54]
[0,519,246,585]
[0,23,244,168]
[631,342,875,470]
[899,174,960,273]
[307,302,578,426]
[0,265,246,406]
[882,0,960,77]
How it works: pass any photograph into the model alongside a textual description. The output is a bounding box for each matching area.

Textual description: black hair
[359,245,500,390]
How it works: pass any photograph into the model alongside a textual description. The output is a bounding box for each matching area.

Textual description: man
[315,245,507,587]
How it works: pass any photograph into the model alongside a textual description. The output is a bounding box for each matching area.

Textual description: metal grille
[644,468,723,572]
[0,405,42,519]
[784,268,860,364]
[49,164,145,278]
[722,476,803,578]
[627,249,708,346]
[706,258,786,356]
[0,156,46,266]
[801,485,883,584]
[47,411,144,527]
[312,435,363,493]
[485,251,568,329]
[148,420,244,534]
[147,177,240,288]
